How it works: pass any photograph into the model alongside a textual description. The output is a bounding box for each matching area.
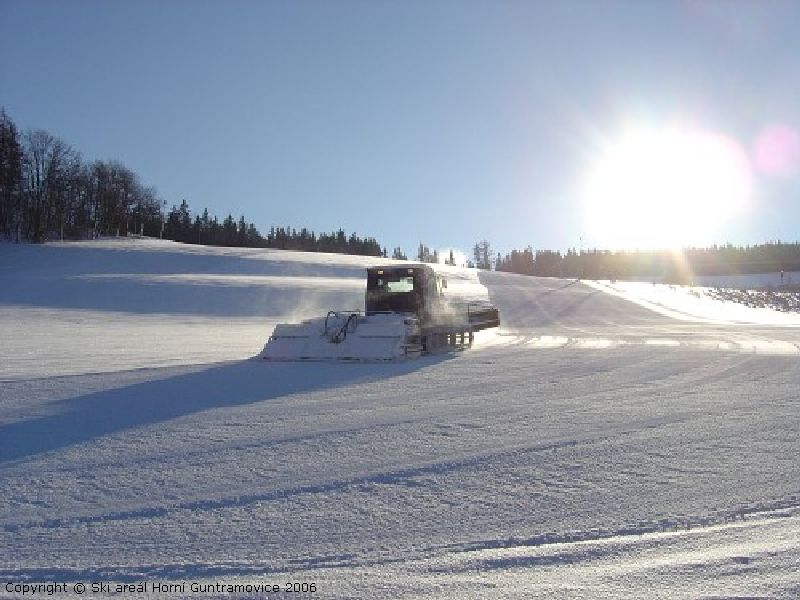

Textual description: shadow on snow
[0,356,449,464]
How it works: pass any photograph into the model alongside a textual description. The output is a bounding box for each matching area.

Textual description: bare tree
[46,142,82,240]
[23,129,58,241]
[0,109,23,240]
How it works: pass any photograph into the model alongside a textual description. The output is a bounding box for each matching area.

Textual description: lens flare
[753,124,800,178]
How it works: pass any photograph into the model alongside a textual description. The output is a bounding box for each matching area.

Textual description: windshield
[375,276,414,293]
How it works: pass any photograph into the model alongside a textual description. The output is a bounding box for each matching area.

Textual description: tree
[178,200,191,241]
[47,144,83,240]
[0,109,23,240]
[23,129,57,241]
[163,204,181,241]
[132,185,162,237]
[237,215,248,246]
[473,240,492,270]
[533,249,562,277]
[222,214,237,246]
[416,243,437,263]
[86,160,146,238]
[20,130,82,241]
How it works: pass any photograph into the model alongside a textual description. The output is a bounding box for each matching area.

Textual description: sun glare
[581,125,753,250]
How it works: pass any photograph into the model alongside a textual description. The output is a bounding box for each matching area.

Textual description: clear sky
[2,0,800,258]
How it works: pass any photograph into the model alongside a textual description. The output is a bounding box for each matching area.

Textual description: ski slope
[1,239,799,599]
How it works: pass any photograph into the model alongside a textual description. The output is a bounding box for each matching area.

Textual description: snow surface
[694,269,800,289]
[584,279,800,327]
[615,270,800,289]
[1,239,799,599]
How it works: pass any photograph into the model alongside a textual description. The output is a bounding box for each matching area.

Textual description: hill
[1,238,799,599]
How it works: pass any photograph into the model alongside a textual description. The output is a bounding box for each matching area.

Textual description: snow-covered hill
[1,239,799,599]
[0,239,485,379]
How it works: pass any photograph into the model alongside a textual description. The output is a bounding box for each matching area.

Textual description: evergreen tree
[177,199,191,242]
[416,243,438,263]
[473,240,492,269]
[192,215,202,244]
[163,204,181,241]
[237,215,248,246]
[222,214,237,246]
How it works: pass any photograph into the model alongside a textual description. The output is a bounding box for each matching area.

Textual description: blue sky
[2,0,799,257]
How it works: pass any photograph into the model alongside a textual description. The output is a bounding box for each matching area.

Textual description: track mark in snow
[475,331,800,355]
[437,502,800,567]
[1,415,717,535]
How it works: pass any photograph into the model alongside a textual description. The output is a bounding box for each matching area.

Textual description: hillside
[1,239,799,599]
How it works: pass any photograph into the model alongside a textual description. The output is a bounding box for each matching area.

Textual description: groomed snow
[1,239,799,599]
[584,279,800,326]
[0,239,486,380]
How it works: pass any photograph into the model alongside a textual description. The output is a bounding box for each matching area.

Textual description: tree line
[0,108,388,257]
[163,198,385,256]
[496,242,800,281]
[0,109,165,242]
[11,107,797,273]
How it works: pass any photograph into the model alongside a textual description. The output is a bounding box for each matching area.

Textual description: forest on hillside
[0,109,387,257]
[496,243,800,281]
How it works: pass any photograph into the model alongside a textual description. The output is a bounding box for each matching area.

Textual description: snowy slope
[584,279,800,326]
[0,239,484,379]
[1,239,799,599]
[481,270,800,354]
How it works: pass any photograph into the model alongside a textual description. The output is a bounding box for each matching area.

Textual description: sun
[580,125,753,250]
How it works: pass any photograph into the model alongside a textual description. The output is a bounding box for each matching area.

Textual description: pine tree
[222,214,237,246]
[237,215,248,246]
[473,240,492,269]
[192,215,202,244]
[176,199,191,242]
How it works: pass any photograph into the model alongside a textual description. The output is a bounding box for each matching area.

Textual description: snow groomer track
[1,239,799,599]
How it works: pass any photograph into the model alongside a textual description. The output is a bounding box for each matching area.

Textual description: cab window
[378,276,414,293]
